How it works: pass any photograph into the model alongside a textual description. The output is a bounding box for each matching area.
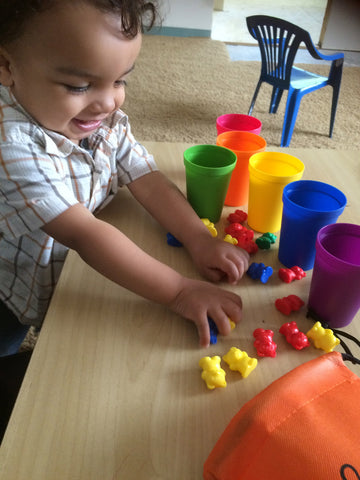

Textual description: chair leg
[328,61,343,138]
[281,89,303,147]
[329,84,340,138]
[248,80,262,115]
[0,351,32,443]
[269,87,284,114]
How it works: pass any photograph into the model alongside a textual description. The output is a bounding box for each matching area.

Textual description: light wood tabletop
[1,143,360,480]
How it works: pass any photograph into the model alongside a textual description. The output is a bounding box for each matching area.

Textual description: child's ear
[0,49,14,86]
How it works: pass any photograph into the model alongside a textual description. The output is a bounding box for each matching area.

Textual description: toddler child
[0,0,249,355]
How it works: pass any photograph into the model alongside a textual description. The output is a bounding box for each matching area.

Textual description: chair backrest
[246,15,313,89]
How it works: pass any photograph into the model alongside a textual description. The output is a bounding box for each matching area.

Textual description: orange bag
[204,352,360,480]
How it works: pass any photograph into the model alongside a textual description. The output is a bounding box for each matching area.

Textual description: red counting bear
[227,209,248,224]
[253,328,277,358]
[278,266,306,283]
[279,321,310,350]
[275,295,304,315]
[224,223,258,254]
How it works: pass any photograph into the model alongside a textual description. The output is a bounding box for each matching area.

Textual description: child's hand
[168,278,244,348]
[188,234,250,285]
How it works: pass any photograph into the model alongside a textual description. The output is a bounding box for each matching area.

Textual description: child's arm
[42,203,244,347]
[128,171,250,284]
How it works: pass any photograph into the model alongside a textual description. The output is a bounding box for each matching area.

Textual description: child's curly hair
[0,0,159,45]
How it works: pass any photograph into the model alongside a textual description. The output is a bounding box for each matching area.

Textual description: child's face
[0,3,142,143]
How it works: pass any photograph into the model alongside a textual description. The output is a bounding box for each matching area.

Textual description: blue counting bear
[247,262,273,284]
[166,232,183,247]
[208,317,219,344]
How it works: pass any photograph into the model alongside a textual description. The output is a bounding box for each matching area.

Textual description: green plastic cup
[184,145,237,223]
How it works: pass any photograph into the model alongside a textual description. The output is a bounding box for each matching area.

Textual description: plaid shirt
[0,86,158,326]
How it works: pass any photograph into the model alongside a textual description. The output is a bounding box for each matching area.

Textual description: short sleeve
[0,142,79,239]
[114,117,158,185]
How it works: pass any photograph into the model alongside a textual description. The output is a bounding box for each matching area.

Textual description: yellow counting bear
[223,347,258,378]
[306,321,340,353]
[229,319,236,330]
[199,356,227,390]
[201,218,218,237]
[223,234,238,246]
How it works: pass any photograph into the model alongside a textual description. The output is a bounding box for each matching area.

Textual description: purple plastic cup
[308,223,360,328]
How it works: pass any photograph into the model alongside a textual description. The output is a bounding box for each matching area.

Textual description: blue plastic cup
[278,180,347,270]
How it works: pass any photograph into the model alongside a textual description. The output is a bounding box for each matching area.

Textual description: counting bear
[279,321,310,350]
[223,347,258,378]
[199,356,227,390]
[253,328,277,357]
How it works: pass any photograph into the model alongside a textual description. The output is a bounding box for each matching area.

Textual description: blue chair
[246,15,344,147]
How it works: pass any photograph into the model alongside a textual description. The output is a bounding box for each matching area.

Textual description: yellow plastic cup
[216,131,266,207]
[247,152,305,233]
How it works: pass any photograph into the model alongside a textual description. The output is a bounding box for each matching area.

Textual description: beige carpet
[124,35,360,149]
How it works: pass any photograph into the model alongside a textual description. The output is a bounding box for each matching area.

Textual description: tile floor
[211,0,328,45]
[226,44,360,67]
[212,0,360,67]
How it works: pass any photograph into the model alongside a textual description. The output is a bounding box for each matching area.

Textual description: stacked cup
[215,113,265,209]
[216,131,266,207]
[184,113,265,223]
[247,152,305,233]
[278,180,347,270]
[184,114,357,332]
[211,112,357,331]
[216,114,262,136]
[307,223,360,328]
[183,144,237,223]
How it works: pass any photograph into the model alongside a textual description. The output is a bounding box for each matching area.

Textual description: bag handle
[340,464,360,479]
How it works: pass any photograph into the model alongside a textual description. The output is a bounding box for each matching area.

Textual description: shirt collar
[1,86,126,157]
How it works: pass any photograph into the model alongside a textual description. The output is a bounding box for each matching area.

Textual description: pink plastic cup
[216,114,262,136]
[308,223,360,328]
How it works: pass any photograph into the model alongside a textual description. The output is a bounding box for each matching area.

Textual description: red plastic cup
[216,131,266,206]
[216,114,262,136]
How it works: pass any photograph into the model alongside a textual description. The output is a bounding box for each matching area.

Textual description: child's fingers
[227,252,250,284]
[222,259,243,285]
[211,312,232,336]
[203,267,227,283]
[224,297,244,325]
[169,278,244,348]
[202,260,241,285]
[196,317,211,348]
[208,293,243,335]
[207,249,250,285]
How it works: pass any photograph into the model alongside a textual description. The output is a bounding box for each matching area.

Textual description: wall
[321,0,360,51]
[152,0,214,37]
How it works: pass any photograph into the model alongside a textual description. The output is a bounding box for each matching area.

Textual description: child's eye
[64,84,90,94]
[115,79,127,88]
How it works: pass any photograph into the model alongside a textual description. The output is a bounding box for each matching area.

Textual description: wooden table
[1,144,360,480]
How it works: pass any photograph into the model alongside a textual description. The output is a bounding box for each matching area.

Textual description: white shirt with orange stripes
[0,86,158,326]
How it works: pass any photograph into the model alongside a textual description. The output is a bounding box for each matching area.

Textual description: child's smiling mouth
[72,118,103,132]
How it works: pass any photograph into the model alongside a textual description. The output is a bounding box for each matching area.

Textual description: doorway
[212,0,328,45]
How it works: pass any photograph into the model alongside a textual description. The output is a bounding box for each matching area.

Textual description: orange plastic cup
[216,131,267,206]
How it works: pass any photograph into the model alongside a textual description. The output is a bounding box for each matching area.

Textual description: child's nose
[91,89,124,114]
